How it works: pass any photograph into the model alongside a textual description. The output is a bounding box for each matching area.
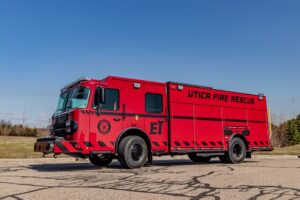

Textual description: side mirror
[98,87,106,104]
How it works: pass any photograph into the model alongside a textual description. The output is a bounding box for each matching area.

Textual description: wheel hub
[233,144,242,159]
[130,144,143,161]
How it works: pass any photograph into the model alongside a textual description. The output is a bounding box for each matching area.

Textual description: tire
[188,153,212,163]
[118,136,148,169]
[89,154,113,167]
[225,137,247,164]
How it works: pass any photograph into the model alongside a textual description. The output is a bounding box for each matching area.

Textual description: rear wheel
[225,137,247,163]
[188,153,212,163]
[89,154,114,167]
[118,136,148,169]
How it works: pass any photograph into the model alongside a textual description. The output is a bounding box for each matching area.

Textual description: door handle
[158,120,165,123]
[114,118,121,122]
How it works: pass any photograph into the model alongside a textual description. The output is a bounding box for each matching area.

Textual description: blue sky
[0,0,299,127]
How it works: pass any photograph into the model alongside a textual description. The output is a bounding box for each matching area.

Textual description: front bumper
[34,137,83,154]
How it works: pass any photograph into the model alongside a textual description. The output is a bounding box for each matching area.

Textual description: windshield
[55,86,90,114]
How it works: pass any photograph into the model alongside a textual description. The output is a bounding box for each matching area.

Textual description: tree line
[0,120,37,137]
[271,114,300,147]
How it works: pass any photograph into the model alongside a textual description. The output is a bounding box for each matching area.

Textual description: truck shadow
[28,159,258,172]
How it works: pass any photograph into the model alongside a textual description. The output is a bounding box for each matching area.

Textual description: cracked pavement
[0,155,299,200]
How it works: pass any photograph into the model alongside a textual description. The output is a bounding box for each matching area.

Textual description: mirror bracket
[96,87,105,116]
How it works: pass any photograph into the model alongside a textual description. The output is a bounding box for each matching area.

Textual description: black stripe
[173,116,265,124]
[173,116,222,121]
[98,141,107,147]
[183,141,190,146]
[250,120,266,124]
[56,142,69,153]
[224,119,247,123]
[67,142,82,152]
[152,142,160,147]
[69,141,78,149]
[80,110,265,124]
[84,141,93,147]
[174,141,181,146]
[81,111,167,118]
[173,116,193,120]
[202,142,208,146]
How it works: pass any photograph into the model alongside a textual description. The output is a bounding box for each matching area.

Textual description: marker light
[258,93,264,101]
[178,85,184,91]
[133,83,141,89]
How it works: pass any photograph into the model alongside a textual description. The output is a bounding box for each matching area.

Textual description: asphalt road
[0,155,299,200]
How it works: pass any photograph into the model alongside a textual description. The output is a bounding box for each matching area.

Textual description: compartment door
[170,103,196,151]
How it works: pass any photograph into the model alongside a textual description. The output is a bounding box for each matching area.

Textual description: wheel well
[231,134,249,150]
[116,128,152,154]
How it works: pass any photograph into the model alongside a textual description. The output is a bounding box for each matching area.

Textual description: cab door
[143,84,169,153]
[88,87,123,153]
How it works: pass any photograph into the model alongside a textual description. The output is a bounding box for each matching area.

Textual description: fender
[228,133,249,150]
[114,127,152,153]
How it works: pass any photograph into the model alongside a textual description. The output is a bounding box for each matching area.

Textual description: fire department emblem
[97,119,111,134]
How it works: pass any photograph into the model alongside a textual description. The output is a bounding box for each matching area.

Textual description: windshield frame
[55,85,91,115]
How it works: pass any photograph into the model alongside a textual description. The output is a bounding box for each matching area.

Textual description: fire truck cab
[35,76,272,168]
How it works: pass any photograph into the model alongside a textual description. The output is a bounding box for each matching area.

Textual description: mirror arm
[96,87,105,116]
[96,104,101,116]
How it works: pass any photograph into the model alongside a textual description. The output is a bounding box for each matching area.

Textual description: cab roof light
[62,77,92,91]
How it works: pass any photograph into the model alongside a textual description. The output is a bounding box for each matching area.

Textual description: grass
[254,144,300,155]
[0,136,41,159]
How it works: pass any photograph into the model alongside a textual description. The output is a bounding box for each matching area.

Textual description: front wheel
[226,137,247,163]
[188,153,212,163]
[118,136,148,169]
[89,154,114,167]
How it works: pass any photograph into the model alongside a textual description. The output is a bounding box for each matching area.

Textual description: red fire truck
[35,76,272,168]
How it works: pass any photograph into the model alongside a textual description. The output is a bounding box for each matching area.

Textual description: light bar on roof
[61,77,92,92]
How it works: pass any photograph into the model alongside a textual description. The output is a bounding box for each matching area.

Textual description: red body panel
[35,76,272,156]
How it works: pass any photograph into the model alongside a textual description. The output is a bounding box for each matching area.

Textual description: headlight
[66,120,78,134]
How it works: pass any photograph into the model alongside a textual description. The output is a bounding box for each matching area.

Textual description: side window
[103,89,120,111]
[145,93,163,113]
[94,88,119,111]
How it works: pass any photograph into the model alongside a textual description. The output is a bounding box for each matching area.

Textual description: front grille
[53,113,68,138]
